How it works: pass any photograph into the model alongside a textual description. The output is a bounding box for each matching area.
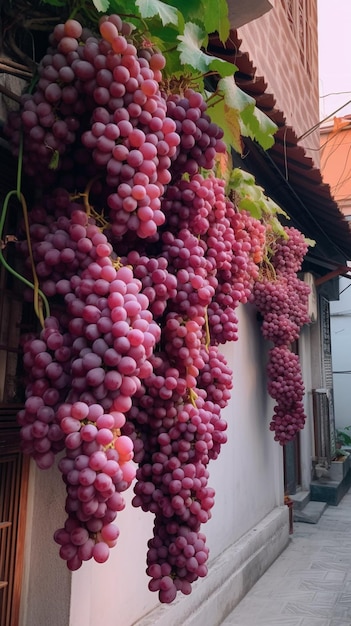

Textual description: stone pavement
[221,490,351,626]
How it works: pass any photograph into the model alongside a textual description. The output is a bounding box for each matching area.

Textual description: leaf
[222,104,243,153]
[230,168,256,187]
[240,105,277,150]
[217,76,277,150]
[149,24,180,47]
[136,0,179,26]
[159,0,204,23]
[239,198,262,219]
[218,75,256,114]
[203,0,230,43]
[145,26,182,76]
[208,97,242,154]
[39,0,66,5]
[228,168,290,228]
[108,0,138,12]
[177,23,236,77]
[214,150,232,184]
[92,0,110,12]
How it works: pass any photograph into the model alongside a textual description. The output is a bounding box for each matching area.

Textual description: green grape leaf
[218,75,256,114]
[39,0,66,5]
[177,23,236,77]
[228,168,290,228]
[240,105,277,150]
[208,97,242,154]
[92,0,110,12]
[108,0,136,11]
[238,198,262,219]
[218,76,277,150]
[160,0,203,22]
[203,0,230,43]
[230,168,256,187]
[136,0,179,26]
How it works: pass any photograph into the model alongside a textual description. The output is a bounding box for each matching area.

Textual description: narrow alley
[222,491,351,626]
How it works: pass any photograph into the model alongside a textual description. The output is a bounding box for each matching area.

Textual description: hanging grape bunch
[251,227,311,443]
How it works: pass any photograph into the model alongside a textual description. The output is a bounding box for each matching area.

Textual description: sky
[318,0,351,120]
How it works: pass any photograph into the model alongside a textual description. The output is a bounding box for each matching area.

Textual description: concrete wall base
[134,505,289,626]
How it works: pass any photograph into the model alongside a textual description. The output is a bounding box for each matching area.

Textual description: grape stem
[0,133,49,326]
[188,385,198,408]
[206,94,224,109]
[0,191,49,327]
[82,176,109,230]
[204,307,211,350]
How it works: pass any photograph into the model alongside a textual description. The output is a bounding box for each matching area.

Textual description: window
[284,0,313,78]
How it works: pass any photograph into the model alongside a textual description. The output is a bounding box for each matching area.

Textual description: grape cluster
[166,90,226,180]
[147,522,209,603]
[251,226,310,443]
[208,208,266,344]
[267,347,306,443]
[120,251,177,319]
[252,276,310,345]
[86,16,180,239]
[159,174,265,344]
[5,14,178,238]
[271,227,309,275]
[17,320,68,469]
[54,400,135,570]
[18,206,161,565]
[198,345,233,408]
[129,393,218,596]
[4,19,93,180]
[121,335,230,598]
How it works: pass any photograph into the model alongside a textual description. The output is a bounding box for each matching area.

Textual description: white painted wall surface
[331,277,351,430]
[298,324,315,489]
[21,304,285,626]
[20,462,71,626]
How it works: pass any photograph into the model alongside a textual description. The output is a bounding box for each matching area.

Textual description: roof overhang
[208,30,351,278]
[227,0,273,29]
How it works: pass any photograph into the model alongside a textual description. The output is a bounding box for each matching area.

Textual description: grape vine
[1,1,311,606]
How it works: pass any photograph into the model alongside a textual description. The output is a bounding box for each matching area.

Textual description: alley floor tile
[220,490,351,626]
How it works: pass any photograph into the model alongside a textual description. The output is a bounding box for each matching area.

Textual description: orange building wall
[320,118,351,216]
[238,0,320,162]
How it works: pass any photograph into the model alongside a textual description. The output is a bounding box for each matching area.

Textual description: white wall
[331,277,351,430]
[20,461,71,626]
[21,304,285,626]
[298,324,315,489]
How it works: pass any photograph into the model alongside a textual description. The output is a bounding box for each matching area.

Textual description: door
[283,340,302,494]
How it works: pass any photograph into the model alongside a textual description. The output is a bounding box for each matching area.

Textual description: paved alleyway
[222,490,351,626]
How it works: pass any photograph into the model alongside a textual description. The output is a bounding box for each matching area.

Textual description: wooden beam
[315,266,351,286]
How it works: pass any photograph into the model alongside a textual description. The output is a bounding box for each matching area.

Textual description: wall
[238,0,320,160]
[20,304,287,626]
[298,324,315,490]
[19,462,71,626]
[330,277,351,430]
[320,117,351,432]
[320,119,351,215]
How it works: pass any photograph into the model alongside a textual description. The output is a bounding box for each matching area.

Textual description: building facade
[321,118,351,434]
